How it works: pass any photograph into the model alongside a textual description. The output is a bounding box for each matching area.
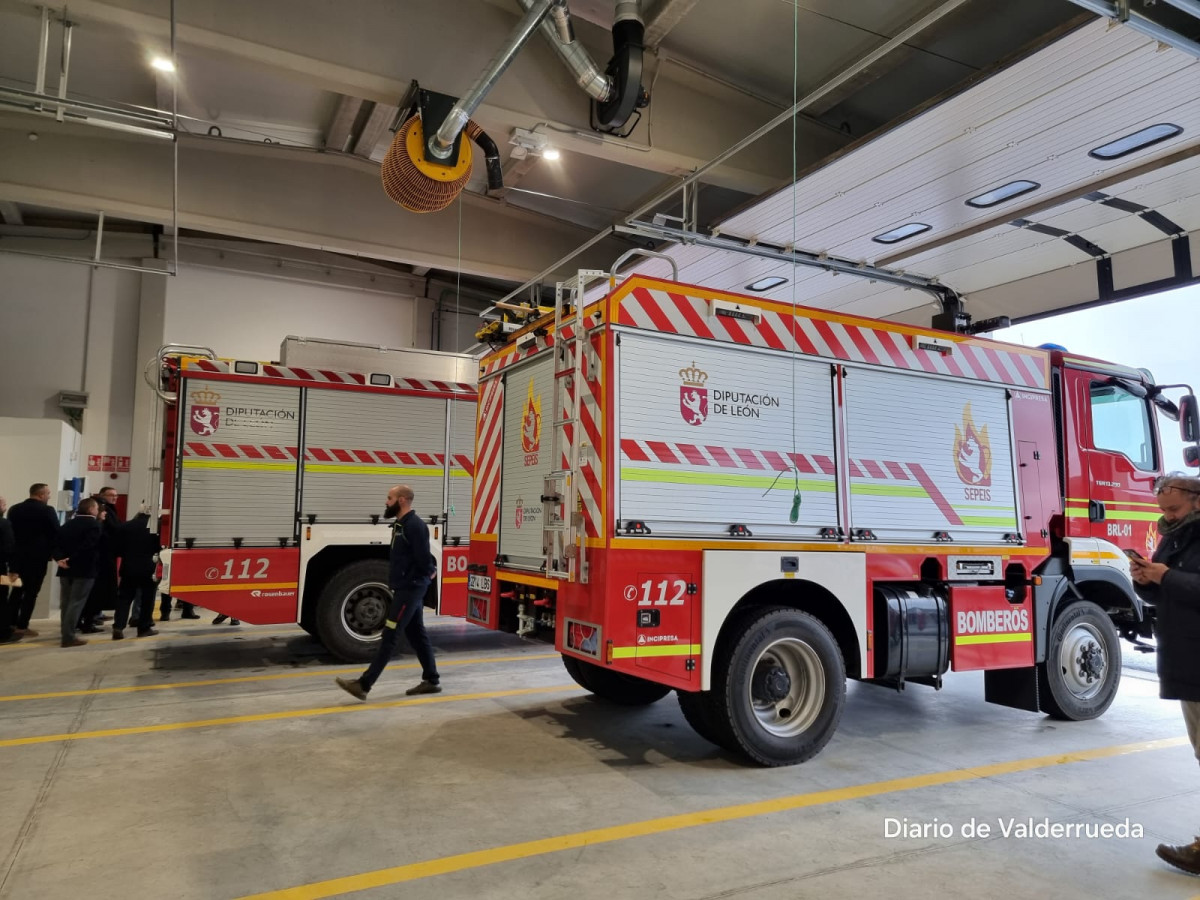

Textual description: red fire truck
[465,270,1198,766]
[147,343,477,661]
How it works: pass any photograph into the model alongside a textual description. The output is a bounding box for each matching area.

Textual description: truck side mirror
[1186,445,1200,468]
[1181,394,1200,443]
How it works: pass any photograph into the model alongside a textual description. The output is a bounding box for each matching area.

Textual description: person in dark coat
[335,484,441,700]
[1131,474,1200,876]
[7,483,60,638]
[80,487,120,631]
[53,498,103,647]
[112,510,160,639]
[0,497,18,644]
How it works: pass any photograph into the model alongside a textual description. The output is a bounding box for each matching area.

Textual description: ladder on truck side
[543,269,605,583]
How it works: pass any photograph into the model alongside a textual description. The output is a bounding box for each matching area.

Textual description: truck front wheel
[315,559,390,662]
[711,607,846,767]
[562,654,671,705]
[1040,599,1121,720]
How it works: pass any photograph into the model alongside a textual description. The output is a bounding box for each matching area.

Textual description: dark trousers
[61,577,95,643]
[116,576,157,631]
[82,559,117,623]
[0,585,11,639]
[359,581,438,691]
[159,594,194,618]
[11,556,49,629]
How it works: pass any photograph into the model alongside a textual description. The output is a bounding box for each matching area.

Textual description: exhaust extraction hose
[381,116,502,213]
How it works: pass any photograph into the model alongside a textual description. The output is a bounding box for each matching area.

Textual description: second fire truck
[148,342,477,661]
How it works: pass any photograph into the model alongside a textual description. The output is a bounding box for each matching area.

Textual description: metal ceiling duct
[516,0,614,102]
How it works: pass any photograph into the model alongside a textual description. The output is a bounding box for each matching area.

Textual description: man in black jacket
[1131,474,1200,876]
[335,484,441,700]
[113,510,160,639]
[54,498,103,647]
[80,487,120,631]
[7,483,60,638]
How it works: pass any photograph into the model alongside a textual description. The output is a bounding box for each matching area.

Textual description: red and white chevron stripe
[186,359,475,396]
[183,443,299,461]
[471,378,505,535]
[621,440,836,475]
[558,335,604,539]
[182,443,473,474]
[617,285,1048,389]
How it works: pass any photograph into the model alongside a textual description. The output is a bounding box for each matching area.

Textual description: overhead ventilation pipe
[516,0,613,102]
[517,0,646,130]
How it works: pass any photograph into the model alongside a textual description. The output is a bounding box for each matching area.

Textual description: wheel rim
[339,581,389,643]
[1058,622,1108,701]
[747,637,825,737]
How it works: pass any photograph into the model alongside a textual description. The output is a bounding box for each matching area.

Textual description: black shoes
[137,627,159,637]
[79,624,101,634]
[405,681,442,696]
[1157,839,1200,875]
[181,611,201,620]
[112,627,124,641]
[335,677,368,701]
[212,614,227,624]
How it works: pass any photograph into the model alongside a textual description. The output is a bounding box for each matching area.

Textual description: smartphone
[1123,548,1146,561]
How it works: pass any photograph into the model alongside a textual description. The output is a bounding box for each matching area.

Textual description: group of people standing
[0,483,177,647]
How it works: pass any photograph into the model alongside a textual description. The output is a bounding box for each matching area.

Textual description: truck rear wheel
[315,559,390,662]
[711,607,846,767]
[1040,599,1121,720]
[562,654,671,706]
[677,690,734,751]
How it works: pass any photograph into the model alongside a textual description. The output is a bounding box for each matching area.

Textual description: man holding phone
[1130,474,1200,875]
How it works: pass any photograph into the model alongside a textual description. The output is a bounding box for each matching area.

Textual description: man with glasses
[1131,474,1200,875]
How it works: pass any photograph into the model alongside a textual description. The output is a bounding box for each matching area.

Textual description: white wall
[0,253,141,495]
[164,263,420,362]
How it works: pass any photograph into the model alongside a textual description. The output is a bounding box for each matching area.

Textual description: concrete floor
[1,613,1198,900]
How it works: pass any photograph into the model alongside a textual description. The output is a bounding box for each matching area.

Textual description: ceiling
[0,0,1196,333]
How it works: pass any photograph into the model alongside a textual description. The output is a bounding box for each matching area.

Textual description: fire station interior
[2,0,1200,897]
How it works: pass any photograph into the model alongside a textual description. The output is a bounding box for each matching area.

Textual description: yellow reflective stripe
[959,516,1017,526]
[611,643,702,659]
[182,460,295,471]
[849,484,926,498]
[172,581,298,593]
[1066,498,1160,510]
[385,620,397,629]
[1065,508,1160,521]
[621,468,833,492]
[443,577,467,584]
[955,633,1032,645]
[1070,550,1123,561]
[305,464,468,478]
[496,571,562,590]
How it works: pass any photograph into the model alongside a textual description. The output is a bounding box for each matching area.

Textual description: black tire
[677,690,734,750]
[561,654,671,706]
[710,607,846,767]
[1039,599,1121,720]
[314,559,391,662]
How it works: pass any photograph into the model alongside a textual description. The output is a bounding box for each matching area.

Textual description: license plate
[467,574,492,593]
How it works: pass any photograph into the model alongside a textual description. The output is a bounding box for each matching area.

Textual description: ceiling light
[1089,123,1182,160]
[542,147,560,161]
[872,222,931,244]
[966,180,1039,208]
[746,276,788,291]
[151,56,176,72]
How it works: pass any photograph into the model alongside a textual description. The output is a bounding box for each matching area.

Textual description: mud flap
[984,666,1041,713]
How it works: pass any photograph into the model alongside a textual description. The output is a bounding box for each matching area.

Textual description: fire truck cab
[465,270,1199,766]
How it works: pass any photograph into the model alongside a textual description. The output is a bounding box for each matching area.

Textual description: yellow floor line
[0,684,579,749]
[0,653,560,703]
[236,736,1189,900]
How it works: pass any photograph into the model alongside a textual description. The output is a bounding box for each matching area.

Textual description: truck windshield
[1090,383,1155,471]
